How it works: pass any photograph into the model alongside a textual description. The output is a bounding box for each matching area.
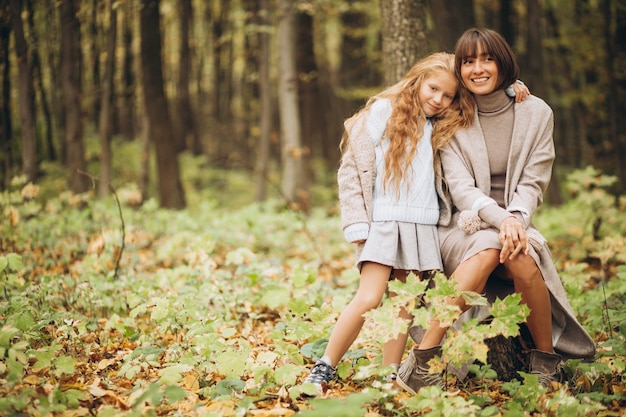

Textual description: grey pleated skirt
[356,221,443,272]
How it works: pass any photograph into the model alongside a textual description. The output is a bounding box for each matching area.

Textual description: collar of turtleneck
[474,89,513,114]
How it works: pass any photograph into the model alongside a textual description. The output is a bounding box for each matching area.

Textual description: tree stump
[409,322,536,382]
[483,323,535,381]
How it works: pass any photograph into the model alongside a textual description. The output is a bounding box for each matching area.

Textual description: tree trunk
[139,113,150,202]
[0,1,12,188]
[98,0,117,199]
[10,0,37,183]
[121,0,136,142]
[90,0,101,129]
[380,0,430,86]
[176,0,198,153]
[499,0,514,44]
[277,0,307,211]
[605,0,625,193]
[140,0,185,209]
[60,0,89,193]
[26,0,55,162]
[339,7,378,88]
[254,0,272,202]
[428,0,475,51]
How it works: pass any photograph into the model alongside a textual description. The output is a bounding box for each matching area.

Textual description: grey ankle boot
[529,349,563,388]
[396,346,444,395]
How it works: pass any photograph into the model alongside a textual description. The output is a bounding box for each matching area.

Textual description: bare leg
[322,262,392,366]
[502,254,553,352]
[383,270,413,366]
[419,249,500,349]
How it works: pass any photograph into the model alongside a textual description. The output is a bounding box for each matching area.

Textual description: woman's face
[460,45,499,96]
[418,71,458,117]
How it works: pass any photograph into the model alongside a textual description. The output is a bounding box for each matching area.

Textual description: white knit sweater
[340,99,439,242]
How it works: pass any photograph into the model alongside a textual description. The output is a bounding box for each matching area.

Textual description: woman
[396,28,595,395]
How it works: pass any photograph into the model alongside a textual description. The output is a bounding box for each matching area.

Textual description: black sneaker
[303,360,337,395]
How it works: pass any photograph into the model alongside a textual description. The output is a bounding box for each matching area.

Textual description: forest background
[2,0,626,208]
[1,0,626,416]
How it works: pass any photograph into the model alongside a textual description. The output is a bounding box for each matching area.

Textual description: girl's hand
[498,217,528,263]
[512,80,530,103]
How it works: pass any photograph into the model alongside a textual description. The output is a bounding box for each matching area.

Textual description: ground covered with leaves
[1,161,626,416]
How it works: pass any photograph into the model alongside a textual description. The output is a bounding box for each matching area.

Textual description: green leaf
[158,364,193,385]
[274,363,300,385]
[53,355,76,376]
[260,285,290,309]
[163,385,187,403]
[9,310,35,332]
[216,349,248,379]
[64,389,84,408]
[132,383,163,407]
[301,338,328,361]
[215,379,244,396]
[150,297,170,321]
[6,253,24,271]
[0,253,23,272]
[33,348,56,370]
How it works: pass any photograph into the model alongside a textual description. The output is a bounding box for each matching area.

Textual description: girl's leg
[383,270,413,366]
[419,249,500,349]
[502,254,553,352]
[322,262,392,366]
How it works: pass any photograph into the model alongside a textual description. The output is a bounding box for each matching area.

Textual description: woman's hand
[498,216,528,263]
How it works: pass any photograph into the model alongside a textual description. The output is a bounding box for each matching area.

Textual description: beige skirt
[438,213,541,278]
[356,221,443,272]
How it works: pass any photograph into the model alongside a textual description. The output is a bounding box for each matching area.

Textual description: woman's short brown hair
[454,28,519,91]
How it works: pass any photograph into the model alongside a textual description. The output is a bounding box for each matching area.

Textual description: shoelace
[414,364,444,389]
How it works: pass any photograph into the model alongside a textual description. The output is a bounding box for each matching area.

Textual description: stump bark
[483,323,535,381]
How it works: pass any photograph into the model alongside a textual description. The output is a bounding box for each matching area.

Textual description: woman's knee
[468,249,500,269]
[503,254,542,283]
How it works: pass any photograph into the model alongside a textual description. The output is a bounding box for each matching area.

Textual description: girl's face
[418,71,458,117]
[460,44,499,96]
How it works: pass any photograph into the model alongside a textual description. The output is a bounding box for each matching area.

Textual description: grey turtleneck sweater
[475,90,520,226]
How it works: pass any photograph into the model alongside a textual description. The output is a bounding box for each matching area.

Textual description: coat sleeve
[337,114,371,242]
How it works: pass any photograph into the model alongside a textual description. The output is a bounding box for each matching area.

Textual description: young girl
[302,52,476,394]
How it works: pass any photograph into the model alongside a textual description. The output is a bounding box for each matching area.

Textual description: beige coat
[436,95,595,361]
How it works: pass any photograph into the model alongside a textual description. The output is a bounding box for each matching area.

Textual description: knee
[503,255,543,284]
[352,292,383,312]
[473,249,500,268]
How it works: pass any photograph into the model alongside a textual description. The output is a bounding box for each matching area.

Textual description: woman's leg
[322,262,392,366]
[419,249,500,349]
[383,270,413,366]
[502,254,553,352]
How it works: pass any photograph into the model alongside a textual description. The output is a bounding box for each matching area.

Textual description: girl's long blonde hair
[341,52,474,194]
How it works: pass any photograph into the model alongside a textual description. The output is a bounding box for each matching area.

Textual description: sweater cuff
[479,204,513,229]
[344,223,369,243]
